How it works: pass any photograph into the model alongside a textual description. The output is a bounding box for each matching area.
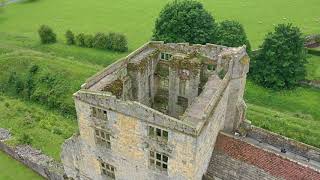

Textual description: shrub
[38,25,56,44]
[216,20,251,52]
[84,34,94,48]
[106,33,128,52]
[18,133,32,145]
[112,33,128,52]
[75,33,86,47]
[152,0,218,44]
[65,30,75,45]
[92,32,108,49]
[250,24,306,89]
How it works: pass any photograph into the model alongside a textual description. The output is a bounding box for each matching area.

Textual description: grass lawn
[306,54,320,80]
[0,94,77,160]
[0,151,43,180]
[0,0,319,50]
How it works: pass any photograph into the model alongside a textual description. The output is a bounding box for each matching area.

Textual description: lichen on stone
[103,79,123,98]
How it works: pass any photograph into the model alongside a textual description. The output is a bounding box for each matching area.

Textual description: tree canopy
[250,24,306,89]
[216,20,251,52]
[152,0,217,44]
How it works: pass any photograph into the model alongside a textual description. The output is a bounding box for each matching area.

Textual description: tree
[152,0,217,44]
[216,20,251,52]
[75,33,86,47]
[106,32,128,52]
[65,30,75,45]
[38,25,56,44]
[250,24,306,90]
[92,32,108,49]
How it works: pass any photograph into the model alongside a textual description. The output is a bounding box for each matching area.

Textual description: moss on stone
[170,57,200,75]
[103,79,123,98]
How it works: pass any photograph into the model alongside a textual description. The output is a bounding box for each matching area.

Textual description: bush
[92,32,108,49]
[216,20,251,52]
[38,25,56,44]
[250,24,307,89]
[152,0,218,44]
[75,33,86,47]
[84,34,94,48]
[106,33,128,52]
[18,133,32,145]
[65,30,75,45]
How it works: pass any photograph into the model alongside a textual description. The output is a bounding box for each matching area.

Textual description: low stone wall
[300,80,320,89]
[206,132,320,180]
[0,128,65,180]
[247,125,320,162]
[305,34,320,48]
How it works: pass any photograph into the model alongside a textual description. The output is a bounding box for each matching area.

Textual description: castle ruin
[61,41,250,180]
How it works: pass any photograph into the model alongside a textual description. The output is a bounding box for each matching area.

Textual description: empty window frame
[148,125,168,142]
[95,128,111,149]
[207,64,216,71]
[149,151,168,172]
[92,107,108,121]
[100,161,116,179]
[160,52,172,61]
[179,80,186,96]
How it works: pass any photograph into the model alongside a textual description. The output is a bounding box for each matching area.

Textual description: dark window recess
[100,161,116,179]
[207,64,216,71]
[95,128,111,149]
[149,150,169,172]
[92,107,108,121]
[148,126,168,142]
[160,52,172,61]
[177,96,188,109]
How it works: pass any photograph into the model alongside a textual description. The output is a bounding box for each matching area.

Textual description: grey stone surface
[0,128,64,180]
[61,41,250,180]
[0,128,11,141]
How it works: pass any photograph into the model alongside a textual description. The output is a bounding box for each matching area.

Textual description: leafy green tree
[152,0,217,44]
[93,32,108,49]
[65,30,75,45]
[216,20,251,52]
[75,33,86,47]
[38,25,56,44]
[251,24,306,89]
[106,32,128,52]
[84,34,94,48]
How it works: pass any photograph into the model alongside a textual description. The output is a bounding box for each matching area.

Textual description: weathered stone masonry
[61,41,249,180]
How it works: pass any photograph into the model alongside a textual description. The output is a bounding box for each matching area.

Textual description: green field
[0,0,319,177]
[306,55,320,80]
[0,94,77,160]
[0,151,43,180]
[1,0,320,49]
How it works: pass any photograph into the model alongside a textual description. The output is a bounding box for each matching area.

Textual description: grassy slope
[245,81,320,147]
[0,0,319,49]
[0,94,77,160]
[306,54,320,81]
[0,43,101,115]
[0,151,43,180]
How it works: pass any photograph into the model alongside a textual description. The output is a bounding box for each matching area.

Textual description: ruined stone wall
[62,94,201,180]
[206,132,320,180]
[0,128,64,180]
[194,82,230,180]
[247,125,320,162]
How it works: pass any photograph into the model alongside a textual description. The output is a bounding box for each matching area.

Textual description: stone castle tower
[61,42,250,180]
